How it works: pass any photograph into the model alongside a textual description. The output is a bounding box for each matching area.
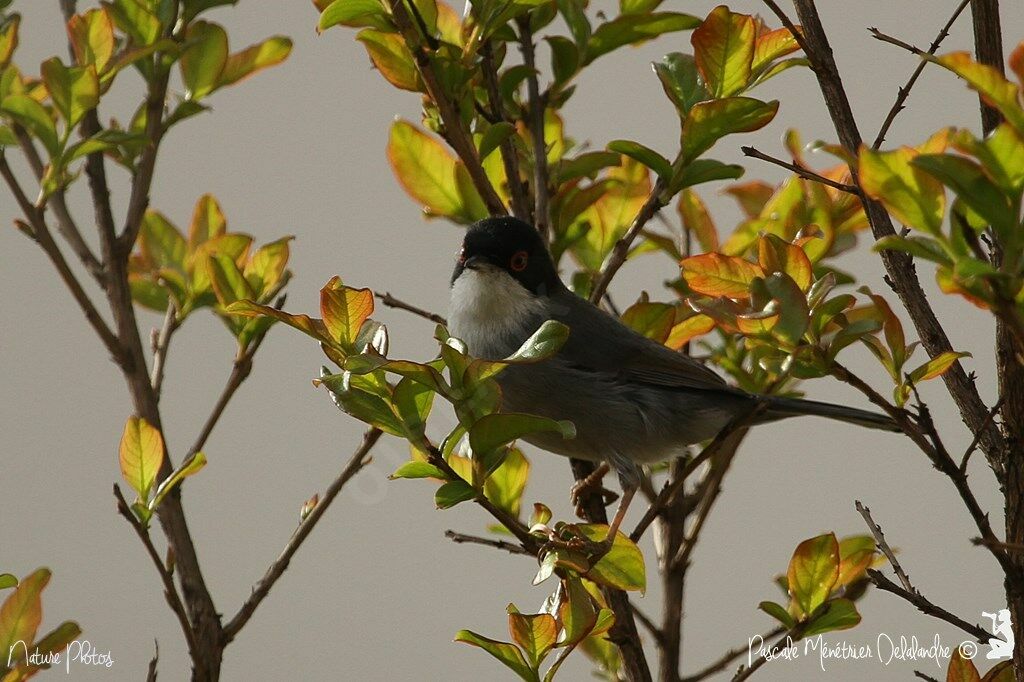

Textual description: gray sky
[2,1,1022,680]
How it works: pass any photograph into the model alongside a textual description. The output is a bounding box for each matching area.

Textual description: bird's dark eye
[510,250,529,272]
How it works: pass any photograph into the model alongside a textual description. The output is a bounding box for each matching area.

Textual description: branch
[589,177,668,304]
[481,43,530,221]
[630,603,664,647]
[188,338,264,458]
[389,0,507,217]
[444,530,532,555]
[870,0,971,149]
[222,428,382,641]
[631,402,765,542]
[0,152,124,362]
[854,500,913,591]
[680,625,785,682]
[867,569,993,642]
[670,443,741,572]
[375,291,447,325]
[914,672,941,682]
[731,626,804,682]
[741,146,860,195]
[516,17,551,239]
[113,484,198,662]
[150,303,180,396]
[868,28,923,56]
[968,0,1005,135]
[788,0,1004,474]
[961,397,1005,473]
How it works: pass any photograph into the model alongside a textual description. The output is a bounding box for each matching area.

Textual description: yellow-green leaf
[858,146,945,235]
[577,525,646,592]
[908,351,971,384]
[681,97,778,163]
[507,607,557,669]
[320,276,374,347]
[836,535,875,588]
[68,9,116,72]
[187,193,227,250]
[387,119,474,221]
[150,451,207,511]
[180,21,228,100]
[119,416,164,501]
[357,30,421,92]
[934,52,1024,135]
[681,252,763,298]
[691,5,755,98]
[218,36,292,88]
[0,568,49,664]
[0,15,18,71]
[0,94,59,157]
[454,630,536,681]
[787,533,839,617]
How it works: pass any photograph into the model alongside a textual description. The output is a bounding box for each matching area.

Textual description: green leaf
[119,416,164,502]
[150,451,207,511]
[218,36,292,88]
[858,146,945,235]
[140,210,187,271]
[577,525,646,592]
[507,607,557,669]
[40,58,99,128]
[558,576,599,645]
[469,413,574,459]
[484,447,529,516]
[802,598,861,636]
[556,0,591,49]
[691,5,755,98]
[670,157,744,193]
[206,252,254,307]
[393,375,435,440]
[320,276,374,347]
[0,95,59,157]
[908,351,971,384]
[787,533,839,618]
[546,36,579,85]
[933,52,1024,135]
[318,0,395,32]
[479,121,516,161]
[758,600,795,629]
[436,479,476,508]
[607,140,671,179]
[455,630,538,682]
[654,52,707,117]
[180,21,228,100]
[0,568,49,662]
[389,460,447,480]
[182,0,238,23]
[105,0,161,46]
[357,29,421,92]
[873,235,952,266]
[585,12,700,65]
[226,300,330,345]
[0,14,19,72]
[913,153,1017,239]
[681,97,778,163]
[319,370,407,435]
[0,574,16,590]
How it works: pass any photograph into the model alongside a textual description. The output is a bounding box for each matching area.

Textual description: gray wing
[547,290,737,393]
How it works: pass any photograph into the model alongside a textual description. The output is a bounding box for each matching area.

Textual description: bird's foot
[569,462,618,519]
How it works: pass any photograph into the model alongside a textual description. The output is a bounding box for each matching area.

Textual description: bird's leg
[569,462,619,518]
[605,485,636,542]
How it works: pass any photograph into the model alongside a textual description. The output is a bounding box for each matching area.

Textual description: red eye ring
[510,250,529,272]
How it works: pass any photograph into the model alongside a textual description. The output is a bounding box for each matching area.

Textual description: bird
[447,216,900,540]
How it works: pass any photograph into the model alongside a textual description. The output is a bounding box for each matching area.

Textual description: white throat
[448,267,547,359]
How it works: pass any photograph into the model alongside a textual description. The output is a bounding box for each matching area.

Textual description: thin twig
[113,484,198,659]
[589,177,668,305]
[145,639,158,682]
[870,0,971,148]
[670,446,740,571]
[741,146,860,195]
[731,626,803,682]
[913,672,940,682]
[222,428,382,641]
[867,569,993,642]
[188,338,264,458]
[444,530,532,555]
[680,625,785,682]
[631,402,765,542]
[0,152,124,362]
[868,28,923,56]
[517,17,551,239]
[481,43,530,221]
[150,303,180,395]
[375,291,447,325]
[630,603,664,646]
[855,500,913,591]
[972,537,1024,554]
[960,397,1005,473]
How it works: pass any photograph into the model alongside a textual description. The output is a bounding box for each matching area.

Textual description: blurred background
[2,1,1022,679]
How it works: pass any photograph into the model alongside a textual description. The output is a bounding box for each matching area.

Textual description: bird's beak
[463,255,487,270]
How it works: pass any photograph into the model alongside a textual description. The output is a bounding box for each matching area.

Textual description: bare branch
[481,43,530,221]
[788,0,1004,474]
[969,0,1005,134]
[961,397,1005,473]
[868,569,993,642]
[113,484,199,664]
[188,339,264,458]
[741,146,860,194]
[150,303,180,396]
[868,28,923,56]
[913,672,940,682]
[870,0,971,148]
[680,626,785,682]
[445,530,532,555]
[516,17,551,239]
[973,537,1024,554]
[223,428,382,641]
[375,291,447,325]
[589,177,668,305]
[855,500,913,591]
[630,603,664,647]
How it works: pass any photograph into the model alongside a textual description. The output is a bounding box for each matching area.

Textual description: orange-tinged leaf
[320,276,374,347]
[859,146,945,235]
[752,26,801,72]
[665,313,715,349]
[934,52,1024,135]
[909,351,971,383]
[244,236,292,295]
[67,8,115,72]
[225,300,330,343]
[218,36,292,88]
[917,126,953,155]
[982,661,1014,682]
[681,252,763,298]
[947,647,982,682]
[1010,42,1024,90]
[119,416,164,501]
[357,29,421,92]
[861,288,906,369]
[436,1,463,46]
[676,189,719,252]
[507,608,557,668]
[187,194,227,251]
[936,266,990,309]
[387,119,475,221]
[836,535,875,588]
[724,180,774,217]
[0,569,49,663]
[757,234,812,291]
[691,5,755,98]
[787,533,839,617]
[736,310,778,335]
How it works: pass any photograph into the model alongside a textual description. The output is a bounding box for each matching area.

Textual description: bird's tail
[760,395,901,432]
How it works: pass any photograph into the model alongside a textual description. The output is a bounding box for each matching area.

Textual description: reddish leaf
[934,52,1024,135]
[0,569,50,664]
[320,276,374,347]
[665,313,715,349]
[676,189,719,252]
[681,253,763,298]
[752,26,801,72]
[757,234,812,291]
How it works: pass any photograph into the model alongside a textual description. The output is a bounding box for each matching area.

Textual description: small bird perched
[448,216,899,539]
